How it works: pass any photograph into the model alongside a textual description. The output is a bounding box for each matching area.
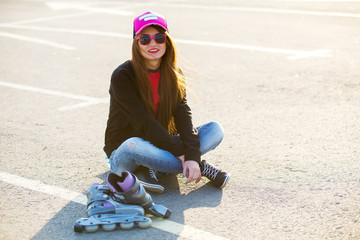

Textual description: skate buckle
[113,193,125,202]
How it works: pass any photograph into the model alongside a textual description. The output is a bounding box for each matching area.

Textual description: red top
[149,70,160,115]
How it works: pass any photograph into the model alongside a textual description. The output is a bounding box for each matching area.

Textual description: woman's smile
[148,48,160,54]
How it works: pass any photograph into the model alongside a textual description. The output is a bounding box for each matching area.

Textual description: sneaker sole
[219,173,231,188]
[139,181,165,194]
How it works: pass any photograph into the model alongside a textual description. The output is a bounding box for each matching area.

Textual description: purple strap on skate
[103,202,113,208]
[106,171,140,194]
[117,171,135,192]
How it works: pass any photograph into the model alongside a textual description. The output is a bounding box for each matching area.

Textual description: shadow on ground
[30,172,223,240]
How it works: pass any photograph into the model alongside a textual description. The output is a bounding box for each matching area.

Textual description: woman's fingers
[183,160,201,183]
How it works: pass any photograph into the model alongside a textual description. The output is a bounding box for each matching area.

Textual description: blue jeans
[109,121,224,175]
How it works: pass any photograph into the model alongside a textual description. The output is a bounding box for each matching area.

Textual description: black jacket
[104,60,201,164]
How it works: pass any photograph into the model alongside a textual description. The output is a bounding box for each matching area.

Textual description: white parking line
[1,25,131,38]
[0,31,76,50]
[0,81,108,111]
[0,2,155,27]
[45,2,133,15]
[175,39,332,59]
[0,171,229,240]
[0,12,94,27]
[0,25,332,59]
[0,2,341,58]
[279,0,360,2]
[160,3,360,18]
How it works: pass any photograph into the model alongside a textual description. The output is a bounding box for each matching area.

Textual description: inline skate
[107,171,172,218]
[74,183,152,233]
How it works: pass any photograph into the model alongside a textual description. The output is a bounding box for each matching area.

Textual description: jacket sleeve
[110,68,185,157]
[173,96,201,164]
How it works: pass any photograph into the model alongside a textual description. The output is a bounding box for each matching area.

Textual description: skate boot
[134,166,165,194]
[200,160,230,188]
[107,171,172,218]
[74,183,152,233]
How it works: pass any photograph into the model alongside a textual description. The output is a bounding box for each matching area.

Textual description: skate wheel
[138,218,152,229]
[120,222,134,230]
[102,223,116,231]
[85,225,99,233]
[74,223,83,233]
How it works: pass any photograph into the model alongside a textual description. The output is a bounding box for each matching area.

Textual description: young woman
[104,12,230,193]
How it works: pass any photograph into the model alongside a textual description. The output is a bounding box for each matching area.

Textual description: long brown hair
[131,26,186,134]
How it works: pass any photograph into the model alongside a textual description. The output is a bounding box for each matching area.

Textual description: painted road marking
[279,0,360,2]
[0,171,86,205]
[0,25,332,59]
[0,81,108,111]
[1,25,131,38]
[0,171,229,240]
[0,1,342,58]
[0,2,155,27]
[0,31,76,50]
[160,3,360,18]
[175,39,332,59]
[45,1,155,12]
[0,12,94,27]
[45,2,133,15]
[0,2,148,50]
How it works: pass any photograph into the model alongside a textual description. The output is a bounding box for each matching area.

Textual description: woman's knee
[121,137,145,150]
[198,121,224,154]
[111,138,144,173]
[208,121,224,142]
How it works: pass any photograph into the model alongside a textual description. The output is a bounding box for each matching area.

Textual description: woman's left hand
[183,160,201,184]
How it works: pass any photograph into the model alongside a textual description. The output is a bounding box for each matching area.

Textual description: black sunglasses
[137,34,167,45]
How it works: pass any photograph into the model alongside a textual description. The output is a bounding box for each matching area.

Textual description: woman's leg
[109,137,183,175]
[109,121,224,175]
[197,121,224,155]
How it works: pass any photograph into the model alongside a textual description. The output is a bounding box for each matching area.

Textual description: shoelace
[149,169,159,181]
[202,163,220,181]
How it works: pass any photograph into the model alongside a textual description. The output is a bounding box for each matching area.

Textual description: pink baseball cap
[133,12,167,38]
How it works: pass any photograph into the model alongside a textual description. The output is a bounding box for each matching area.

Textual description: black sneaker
[134,167,165,194]
[200,160,230,188]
